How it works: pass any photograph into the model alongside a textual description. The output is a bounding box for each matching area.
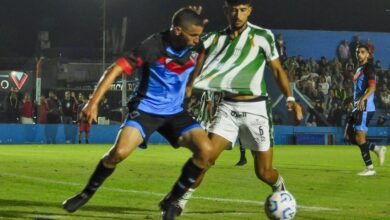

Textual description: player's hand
[358,99,366,111]
[81,101,98,125]
[188,5,209,25]
[288,101,303,121]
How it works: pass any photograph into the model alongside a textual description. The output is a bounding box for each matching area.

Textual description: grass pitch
[0,144,389,220]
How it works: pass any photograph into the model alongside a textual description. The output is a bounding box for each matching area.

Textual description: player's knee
[106,148,129,165]
[355,135,365,145]
[194,142,213,168]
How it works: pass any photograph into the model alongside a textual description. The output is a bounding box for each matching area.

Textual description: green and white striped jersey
[194,22,279,96]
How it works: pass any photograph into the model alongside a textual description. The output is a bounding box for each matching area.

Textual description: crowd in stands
[1,88,113,125]
[281,35,389,127]
[1,35,389,127]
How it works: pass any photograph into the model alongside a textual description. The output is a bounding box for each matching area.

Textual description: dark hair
[357,44,370,52]
[225,0,253,6]
[357,44,374,61]
[172,8,203,28]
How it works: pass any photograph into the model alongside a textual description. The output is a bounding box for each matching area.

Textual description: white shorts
[208,98,273,152]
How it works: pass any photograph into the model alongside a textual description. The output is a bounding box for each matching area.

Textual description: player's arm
[186,51,205,98]
[269,58,303,120]
[358,81,376,111]
[82,64,125,124]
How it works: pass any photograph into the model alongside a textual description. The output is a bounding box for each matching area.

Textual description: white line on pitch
[1,172,339,212]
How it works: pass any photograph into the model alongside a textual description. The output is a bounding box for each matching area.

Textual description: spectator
[334,83,347,102]
[374,60,382,72]
[20,93,34,124]
[306,57,319,73]
[318,76,329,96]
[61,90,77,124]
[77,93,90,144]
[349,35,360,65]
[377,115,386,126]
[71,91,79,121]
[366,38,375,55]
[381,90,390,115]
[38,95,49,124]
[338,40,350,64]
[331,57,343,75]
[5,87,21,123]
[333,102,345,126]
[98,96,111,120]
[275,33,287,64]
[46,90,61,124]
[327,102,339,125]
[318,56,329,75]
[273,112,283,125]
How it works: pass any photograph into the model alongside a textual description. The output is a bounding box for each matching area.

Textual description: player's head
[171,8,204,47]
[224,0,252,31]
[356,44,372,64]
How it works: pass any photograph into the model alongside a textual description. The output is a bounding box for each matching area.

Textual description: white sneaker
[374,146,387,166]
[357,168,376,176]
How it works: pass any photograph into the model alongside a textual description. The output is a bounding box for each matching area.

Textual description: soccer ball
[264,191,297,220]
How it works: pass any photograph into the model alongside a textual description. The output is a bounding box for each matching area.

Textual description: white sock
[367,164,374,169]
[272,175,286,192]
[178,188,195,210]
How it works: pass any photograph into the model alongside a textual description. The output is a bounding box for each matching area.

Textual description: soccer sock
[239,145,246,160]
[367,142,376,151]
[178,188,195,209]
[168,159,204,202]
[82,159,115,196]
[272,175,286,192]
[358,143,373,167]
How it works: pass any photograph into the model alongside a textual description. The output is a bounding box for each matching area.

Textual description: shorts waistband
[223,96,268,102]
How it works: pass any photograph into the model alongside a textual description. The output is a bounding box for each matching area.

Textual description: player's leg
[85,131,89,144]
[165,103,237,217]
[355,130,377,176]
[162,132,230,217]
[354,111,376,176]
[157,111,213,219]
[235,138,247,166]
[252,149,286,192]
[63,126,143,212]
[372,144,386,166]
[85,124,90,144]
[78,131,82,144]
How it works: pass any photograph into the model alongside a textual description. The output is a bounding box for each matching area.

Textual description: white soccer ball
[264,191,297,220]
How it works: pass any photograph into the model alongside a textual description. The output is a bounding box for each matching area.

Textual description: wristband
[286,96,295,102]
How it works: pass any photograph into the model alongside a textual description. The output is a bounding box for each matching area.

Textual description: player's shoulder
[248,22,275,38]
[201,31,221,42]
[363,62,376,74]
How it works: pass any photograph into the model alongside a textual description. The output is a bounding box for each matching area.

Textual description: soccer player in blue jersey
[345,44,386,176]
[62,8,213,220]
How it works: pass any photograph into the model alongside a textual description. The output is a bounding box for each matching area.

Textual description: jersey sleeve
[116,34,162,75]
[254,29,279,62]
[201,32,217,51]
[365,65,376,85]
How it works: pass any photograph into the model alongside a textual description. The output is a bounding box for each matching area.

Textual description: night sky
[1,0,389,57]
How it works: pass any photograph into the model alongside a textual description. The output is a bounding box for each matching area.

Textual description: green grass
[0,144,389,220]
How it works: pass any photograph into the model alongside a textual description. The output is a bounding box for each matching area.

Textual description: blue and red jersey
[353,63,376,112]
[116,30,204,115]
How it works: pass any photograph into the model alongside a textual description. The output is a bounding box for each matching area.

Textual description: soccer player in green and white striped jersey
[179,0,303,215]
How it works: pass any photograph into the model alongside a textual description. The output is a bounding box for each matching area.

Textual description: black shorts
[121,110,201,148]
[350,111,374,132]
